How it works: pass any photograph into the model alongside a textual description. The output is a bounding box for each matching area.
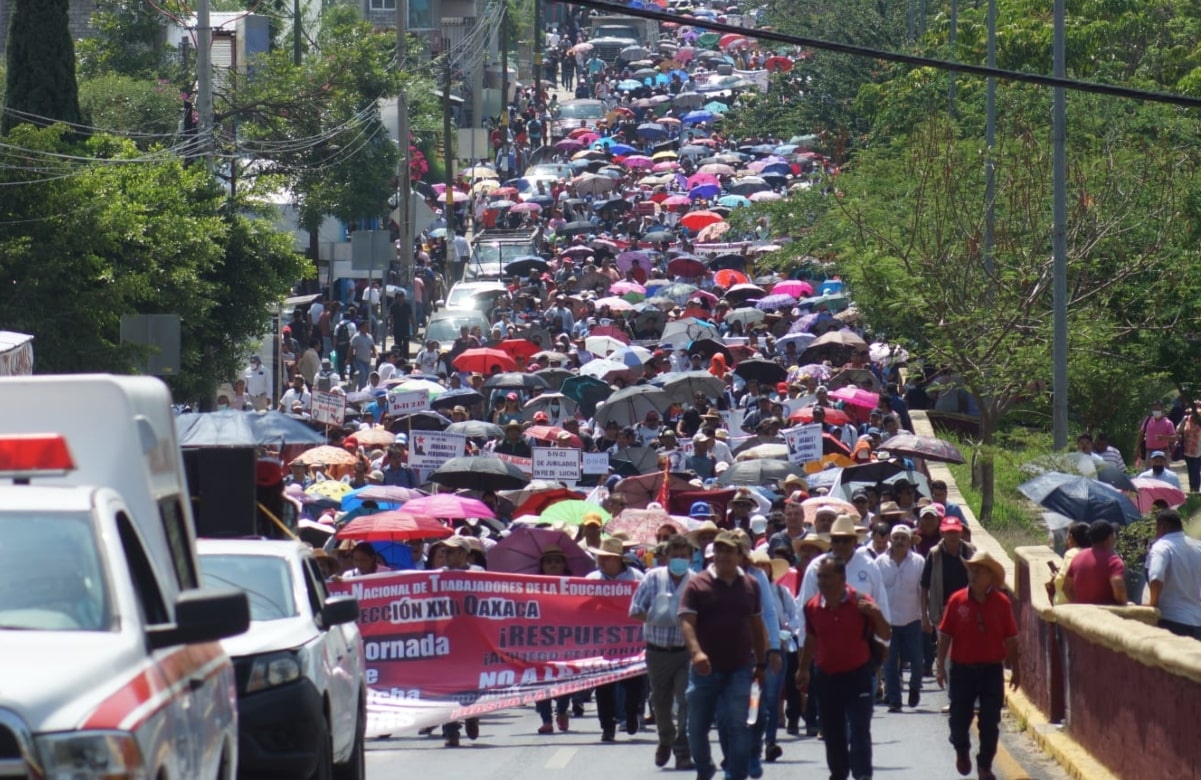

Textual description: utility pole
[500,5,509,135]
[1051,0,1068,449]
[982,0,996,281]
[196,0,213,166]
[533,0,543,107]
[396,0,413,295]
[443,52,458,279]
[947,0,957,116]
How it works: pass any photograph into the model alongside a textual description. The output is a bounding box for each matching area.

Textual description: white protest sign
[582,452,611,475]
[720,409,744,435]
[311,389,346,426]
[388,388,430,415]
[532,447,583,481]
[408,431,466,474]
[782,423,823,465]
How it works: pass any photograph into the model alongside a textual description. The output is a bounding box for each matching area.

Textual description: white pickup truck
[198,539,366,780]
[0,374,250,780]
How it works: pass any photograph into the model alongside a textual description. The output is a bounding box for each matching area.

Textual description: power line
[566,0,1201,109]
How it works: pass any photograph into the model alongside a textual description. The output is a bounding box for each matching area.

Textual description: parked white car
[198,539,365,780]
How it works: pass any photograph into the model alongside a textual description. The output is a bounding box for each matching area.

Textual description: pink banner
[330,569,646,735]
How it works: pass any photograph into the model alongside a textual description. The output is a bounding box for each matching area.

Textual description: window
[370,0,396,9]
[160,498,198,590]
[117,513,169,626]
[198,555,297,622]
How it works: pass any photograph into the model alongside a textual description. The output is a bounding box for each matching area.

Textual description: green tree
[76,0,171,80]
[3,0,82,134]
[0,126,307,398]
[78,74,182,144]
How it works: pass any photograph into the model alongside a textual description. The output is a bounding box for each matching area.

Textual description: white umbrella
[522,392,579,421]
[661,317,720,350]
[725,307,765,326]
[579,359,631,381]
[585,335,627,356]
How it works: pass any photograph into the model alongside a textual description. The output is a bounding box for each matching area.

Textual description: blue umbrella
[688,184,721,200]
[761,162,792,176]
[683,110,715,125]
[756,293,799,310]
[1018,472,1142,525]
[175,410,327,447]
[655,73,670,86]
[340,487,401,513]
[704,101,730,114]
[609,143,636,156]
[595,136,621,148]
[718,194,751,208]
[636,122,668,140]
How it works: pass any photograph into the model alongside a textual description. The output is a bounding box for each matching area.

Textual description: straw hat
[794,533,832,554]
[590,537,627,558]
[749,549,789,582]
[965,550,1006,584]
[687,520,720,546]
[829,514,868,538]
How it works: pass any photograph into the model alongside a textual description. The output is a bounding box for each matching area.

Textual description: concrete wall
[1013,546,1201,780]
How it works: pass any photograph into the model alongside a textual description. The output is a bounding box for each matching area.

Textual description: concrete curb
[1004,687,1120,780]
[908,412,1119,780]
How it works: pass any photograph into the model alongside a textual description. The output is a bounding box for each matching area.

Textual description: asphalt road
[365,673,1069,779]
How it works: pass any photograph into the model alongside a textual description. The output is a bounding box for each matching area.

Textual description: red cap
[939,517,964,533]
[532,411,550,423]
[776,382,789,394]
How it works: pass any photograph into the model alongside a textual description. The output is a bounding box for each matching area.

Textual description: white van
[0,374,249,780]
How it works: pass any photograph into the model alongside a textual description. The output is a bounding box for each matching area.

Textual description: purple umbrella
[616,250,651,273]
[487,526,596,576]
[555,138,585,153]
[795,363,833,381]
[689,184,721,200]
[789,313,819,333]
[755,293,798,310]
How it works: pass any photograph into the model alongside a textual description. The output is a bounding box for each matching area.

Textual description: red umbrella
[680,210,724,231]
[586,324,630,343]
[513,487,586,517]
[335,511,453,541]
[402,494,496,520]
[714,269,748,287]
[763,55,794,72]
[452,347,517,373]
[524,425,583,448]
[790,405,853,426]
[497,339,540,362]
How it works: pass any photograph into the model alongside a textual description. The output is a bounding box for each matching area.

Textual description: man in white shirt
[1147,508,1201,637]
[635,410,664,446]
[1138,450,1182,489]
[243,355,271,409]
[278,374,312,412]
[874,525,926,711]
[796,515,892,638]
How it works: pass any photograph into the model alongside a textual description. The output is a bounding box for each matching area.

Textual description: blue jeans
[814,663,874,780]
[884,621,924,706]
[687,664,753,780]
[353,359,371,389]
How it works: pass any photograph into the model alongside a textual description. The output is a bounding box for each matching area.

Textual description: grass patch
[942,428,1053,557]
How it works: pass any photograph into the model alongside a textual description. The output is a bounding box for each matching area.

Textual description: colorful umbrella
[402,494,496,520]
[541,500,612,526]
[1131,477,1186,513]
[512,487,587,517]
[335,510,453,541]
[605,509,690,546]
[293,446,359,467]
[452,347,517,374]
[488,527,596,576]
[714,269,749,287]
[830,386,880,411]
[304,479,354,499]
[772,280,815,298]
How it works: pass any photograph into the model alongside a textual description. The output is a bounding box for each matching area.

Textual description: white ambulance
[0,374,249,780]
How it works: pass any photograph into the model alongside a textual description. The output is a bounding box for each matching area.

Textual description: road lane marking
[544,747,577,769]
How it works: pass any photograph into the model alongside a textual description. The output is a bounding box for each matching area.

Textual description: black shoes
[764,743,783,762]
[908,690,921,708]
[601,727,616,742]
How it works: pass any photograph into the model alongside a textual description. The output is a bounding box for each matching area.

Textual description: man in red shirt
[1063,520,1127,605]
[797,557,891,780]
[936,551,1019,780]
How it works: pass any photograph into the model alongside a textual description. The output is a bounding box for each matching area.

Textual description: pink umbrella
[652,161,681,172]
[487,527,596,576]
[663,194,692,208]
[772,280,815,297]
[353,485,427,503]
[560,246,594,259]
[686,172,720,189]
[622,155,655,169]
[510,201,542,212]
[594,296,635,312]
[611,280,647,296]
[605,509,691,546]
[830,386,880,410]
[432,182,447,194]
[696,222,731,242]
[1132,477,1186,513]
[402,494,497,520]
[675,46,696,62]
[587,324,631,343]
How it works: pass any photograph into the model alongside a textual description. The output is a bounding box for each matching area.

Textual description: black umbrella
[1094,464,1137,492]
[429,388,485,411]
[560,375,613,418]
[431,456,529,491]
[482,372,551,391]
[595,198,632,217]
[558,221,596,236]
[838,460,910,485]
[643,229,675,243]
[445,420,504,439]
[716,460,804,487]
[710,253,748,271]
[387,411,452,432]
[175,410,327,447]
[687,337,732,361]
[504,257,550,277]
[734,358,787,385]
[654,370,727,404]
[534,367,574,390]
[879,434,965,464]
[1018,472,1142,525]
